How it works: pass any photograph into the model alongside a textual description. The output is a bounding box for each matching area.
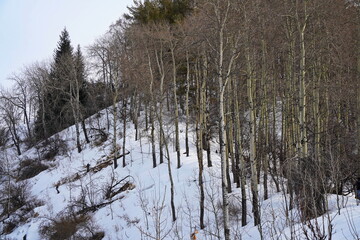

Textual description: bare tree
[0,90,22,155]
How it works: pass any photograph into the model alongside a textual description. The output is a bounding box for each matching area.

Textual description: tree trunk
[81,119,90,144]
[148,51,157,168]
[185,51,190,157]
[155,49,165,165]
[218,26,230,240]
[71,102,82,153]
[196,70,205,229]
[356,7,360,171]
[297,7,308,159]
[161,124,176,222]
[70,78,82,154]
[113,95,118,169]
[122,99,127,168]
[202,52,212,167]
[225,103,232,194]
[232,78,240,188]
[261,39,269,201]
[233,75,247,226]
[41,89,47,139]
[246,38,260,226]
[9,121,21,156]
[170,45,181,169]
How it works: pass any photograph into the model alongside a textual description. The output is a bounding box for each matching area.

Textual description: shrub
[88,128,108,147]
[39,211,104,240]
[90,231,105,240]
[40,214,89,240]
[0,181,30,215]
[216,197,242,222]
[18,159,49,181]
[289,157,327,221]
[40,136,68,161]
[0,127,9,148]
[0,181,42,235]
[2,221,16,234]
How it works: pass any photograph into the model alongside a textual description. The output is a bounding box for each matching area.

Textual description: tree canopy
[124,0,193,24]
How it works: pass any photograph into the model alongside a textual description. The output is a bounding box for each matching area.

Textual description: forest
[1,0,360,239]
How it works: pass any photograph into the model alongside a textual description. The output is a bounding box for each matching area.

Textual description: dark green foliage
[35,29,88,140]
[125,0,193,24]
[75,45,88,103]
[54,28,73,65]
[35,28,74,139]
[86,81,113,116]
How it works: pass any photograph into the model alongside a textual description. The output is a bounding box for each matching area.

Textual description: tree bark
[196,68,205,229]
[185,51,190,157]
[246,32,260,226]
[147,50,157,168]
[122,99,127,167]
[170,44,181,169]
[296,2,309,159]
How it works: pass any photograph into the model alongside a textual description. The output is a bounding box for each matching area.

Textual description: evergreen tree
[74,45,88,108]
[54,28,73,64]
[75,45,90,144]
[125,0,193,24]
[35,28,88,140]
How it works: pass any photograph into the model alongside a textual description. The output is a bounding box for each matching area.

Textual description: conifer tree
[35,28,88,140]
[125,0,193,24]
[75,45,90,144]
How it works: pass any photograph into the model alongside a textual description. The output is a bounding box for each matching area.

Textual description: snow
[2,107,360,240]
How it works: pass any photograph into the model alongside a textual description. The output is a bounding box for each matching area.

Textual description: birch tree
[201,0,240,238]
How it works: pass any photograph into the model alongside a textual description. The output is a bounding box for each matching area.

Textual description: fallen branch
[105,175,135,199]
[54,152,131,189]
[76,196,124,215]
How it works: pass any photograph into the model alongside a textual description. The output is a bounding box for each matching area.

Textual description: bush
[18,159,49,181]
[216,197,242,222]
[0,127,9,148]
[0,181,30,215]
[289,157,326,221]
[0,181,42,235]
[2,221,16,234]
[88,128,108,147]
[40,136,68,161]
[39,211,104,240]
[40,214,89,240]
[90,231,105,240]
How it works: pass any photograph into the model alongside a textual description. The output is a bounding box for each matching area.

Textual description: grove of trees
[1,0,360,239]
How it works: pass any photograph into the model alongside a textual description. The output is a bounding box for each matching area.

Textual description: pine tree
[125,0,193,24]
[35,28,87,140]
[54,28,73,64]
[74,45,88,108]
[75,45,90,144]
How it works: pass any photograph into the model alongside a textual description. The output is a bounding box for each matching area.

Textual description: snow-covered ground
[2,108,360,240]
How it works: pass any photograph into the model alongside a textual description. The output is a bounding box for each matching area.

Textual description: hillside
[1,108,360,240]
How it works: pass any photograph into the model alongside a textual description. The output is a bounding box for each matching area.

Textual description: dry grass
[39,212,104,240]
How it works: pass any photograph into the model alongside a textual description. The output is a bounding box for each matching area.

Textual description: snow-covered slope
[2,108,360,240]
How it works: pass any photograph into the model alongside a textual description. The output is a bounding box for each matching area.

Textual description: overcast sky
[0,0,134,88]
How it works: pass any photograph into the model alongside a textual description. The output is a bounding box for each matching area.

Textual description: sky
[0,0,134,89]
